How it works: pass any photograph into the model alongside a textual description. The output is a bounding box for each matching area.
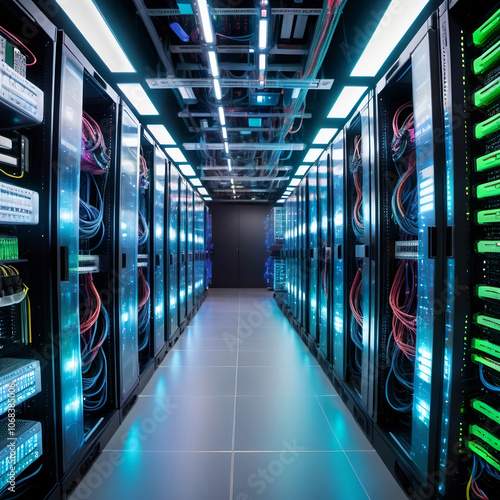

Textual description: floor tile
[238,350,318,367]
[237,366,337,396]
[237,338,308,351]
[234,396,341,451]
[189,314,240,327]
[184,325,239,340]
[162,349,237,367]
[69,451,232,500]
[105,395,234,452]
[316,396,373,451]
[142,365,236,396]
[346,451,408,500]
[174,337,238,351]
[233,451,368,500]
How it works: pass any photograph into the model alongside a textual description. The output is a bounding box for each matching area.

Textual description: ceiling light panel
[259,54,266,71]
[303,148,323,164]
[178,164,196,177]
[289,178,301,187]
[190,178,202,186]
[259,19,268,49]
[208,50,219,77]
[313,128,338,145]
[327,86,368,119]
[295,165,310,176]
[199,188,209,196]
[214,79,222,100]
[218,107,226,126]
[351,0,430,77]
[117,84,158,115]
[222,127,228,140]
[146,125,175,145]
[55,0,135,73]
[165,148,188,163]
[197,0,214,44]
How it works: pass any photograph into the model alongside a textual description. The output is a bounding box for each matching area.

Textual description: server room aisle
[70,289,407,500]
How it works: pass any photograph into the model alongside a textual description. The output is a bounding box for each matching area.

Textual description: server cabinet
[168,164,180,340]
[438,2,500,498]
[0,1,58,497]
[116,103,140,404]
[318,149,332,362]
[53,31,121,489]
[205,204,212,291]
[152,146,166,355]
[299,181,308,328]
[307,166,319,342]
[178,178,187,324]
[187,184,194,314]
[137,132,153,376]
[343,96,376,414]
[289,191,299,319]
[373,14,445,493]
[193,193,204,304]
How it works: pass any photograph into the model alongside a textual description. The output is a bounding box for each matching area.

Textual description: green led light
[471,399,500,426]
[470,424,500,452]
[477,240,500,253]
[468,441,500,472]
[475,77,500,108]
[474,39,500,74]
[477,209,500,224]
[476,150,500,172]
[477,285,500,301]
[476,179,500,198]
[475,112,500,140]
[472,337,500,357]
[473,8,500,47]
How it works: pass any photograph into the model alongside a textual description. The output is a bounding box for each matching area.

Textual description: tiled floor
[70,289,407,500]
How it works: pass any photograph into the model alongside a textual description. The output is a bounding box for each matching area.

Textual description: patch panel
[473,39,500,75]
[471,398,500,426]
[476,240,500,253]
[470,424,500,452]
[472,337,500,356]
[475,77,500,108]
[475,112,500,140]
[473,7,500,46]
[477,285,500,301]
[468,441,500,472]
[0,181,39,225]
[476,150,500,172]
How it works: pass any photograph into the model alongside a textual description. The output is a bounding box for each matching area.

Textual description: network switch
[471,398,500,425]
[0,182,39,225]
[0,419,42,491]
[473,7,500,46]
[473,39,500,74]
[476,150,500,172]
[0,359,41,416]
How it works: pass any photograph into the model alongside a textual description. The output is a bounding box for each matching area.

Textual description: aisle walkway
[70,289,407,500]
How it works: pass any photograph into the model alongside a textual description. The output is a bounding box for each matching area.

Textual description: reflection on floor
[70,288,408,500]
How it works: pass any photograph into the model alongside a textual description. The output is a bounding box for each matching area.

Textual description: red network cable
[80,274,105,365]
[389,259,417,360]
[349,268,363,327]
[0,26,36,66]
[138,267,150,310]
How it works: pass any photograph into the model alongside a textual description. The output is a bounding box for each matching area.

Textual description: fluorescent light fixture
[197,0,214,44]
[295,165,310,176]
[289,178,301,187]
[146,124,175,145]
[54,0,135,73]
[117,84,158,115]
[190,178,202,186]
[259,54,266,71]
[218,106,226,126]
[313,128,338,145]
[327,86,368,119]
[303,148,323,164]
[227,159,232,171]
[179,164,196,177]
[285,188,293,192]
[179,86,197,104]
[292,88,300,99]
[222,127,228,140]
[164,147,187,163]
[259,19,268,49]
[214,79,222,100]
[204,196,212,201]
[351,0,430,77]
[224,142,229,154]
[230,177,234,185]
[208,50,219,77]
[199,188,209,196]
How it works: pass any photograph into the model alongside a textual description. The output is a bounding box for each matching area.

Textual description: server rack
[193,193,204,304]
[342,96,377,415]
[204,204,212,291]
[186,184,194,315]
[298,181,307,328]
[0,1,58,498]
[437,2,500,498]
[178,178,187,327]
[52,31,123,497]
[151,146,166,360]
[372,13,446,495]
[137,132,154,385]
[307,167,319,343]
[318,149,332,364]
[168,164,180,342]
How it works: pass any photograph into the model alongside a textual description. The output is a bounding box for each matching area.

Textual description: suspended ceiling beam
[170,45,309,56]
[184,143,305,151]
[201,176,290,181]
[179,110,312,119]
[147,77,332,90]
[147,8,322,16]
[213,188,276,193]
[132,0,176,76]
[201,166,292,170]
[176,63,303,72]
